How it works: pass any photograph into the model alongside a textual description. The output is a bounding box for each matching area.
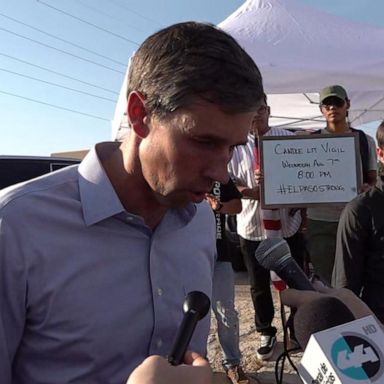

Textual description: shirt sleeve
[220,179,242,203]
[332,196,370,294]
[0,214,28,383]
[228,141,253,187]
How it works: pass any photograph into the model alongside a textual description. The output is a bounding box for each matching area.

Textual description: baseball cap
[319,85,348,104]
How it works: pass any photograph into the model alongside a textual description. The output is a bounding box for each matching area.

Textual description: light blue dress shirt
[0,143,216,384]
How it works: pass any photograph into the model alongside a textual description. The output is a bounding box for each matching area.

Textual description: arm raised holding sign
[235,182,261,200]
[306,85,378,285]
[228,94,305,360]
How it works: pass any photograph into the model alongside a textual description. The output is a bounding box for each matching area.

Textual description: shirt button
[157,288,163,296]
[156,338,163,348]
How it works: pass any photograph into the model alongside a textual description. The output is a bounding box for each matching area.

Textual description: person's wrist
[246,185,259,200]
[214,202,223,212]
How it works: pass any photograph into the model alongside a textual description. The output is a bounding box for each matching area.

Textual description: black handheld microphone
[255,238,315,291]
[168,291,211,366]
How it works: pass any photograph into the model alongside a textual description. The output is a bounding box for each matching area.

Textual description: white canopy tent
[219,0,384,129]
[112,64,130,140]
[112,0,384,139]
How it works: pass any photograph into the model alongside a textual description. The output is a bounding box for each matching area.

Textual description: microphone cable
[274,295,301,384]
[269,270,301,383]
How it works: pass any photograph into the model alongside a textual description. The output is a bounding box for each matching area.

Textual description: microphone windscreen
[294,296,355,350]
[255,238,291,271]
[183,291,211,320]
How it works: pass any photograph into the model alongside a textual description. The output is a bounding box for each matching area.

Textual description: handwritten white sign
[260,133,361,208]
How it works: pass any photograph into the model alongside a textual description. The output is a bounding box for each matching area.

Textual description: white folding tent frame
[112,0,384,139]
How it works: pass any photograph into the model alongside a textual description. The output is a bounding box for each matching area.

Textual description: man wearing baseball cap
[319,85,348,108]
[306,85,377,284]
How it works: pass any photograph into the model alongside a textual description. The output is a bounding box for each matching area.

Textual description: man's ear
[127,91,149,138]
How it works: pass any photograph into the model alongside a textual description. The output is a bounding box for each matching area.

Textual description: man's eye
[196,139,216,147]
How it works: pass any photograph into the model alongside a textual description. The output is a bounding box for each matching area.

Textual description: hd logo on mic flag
[299,316,384,384]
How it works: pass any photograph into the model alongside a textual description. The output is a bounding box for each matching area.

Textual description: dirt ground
[207,272,303,384]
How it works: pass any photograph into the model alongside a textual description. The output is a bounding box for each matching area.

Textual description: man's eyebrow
[191,133,247,147]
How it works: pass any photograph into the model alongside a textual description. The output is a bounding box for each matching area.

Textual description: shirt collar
[78,142,198,227]
[78,143,125,226]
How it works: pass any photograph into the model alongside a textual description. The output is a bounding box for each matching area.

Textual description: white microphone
[297,297,384,383]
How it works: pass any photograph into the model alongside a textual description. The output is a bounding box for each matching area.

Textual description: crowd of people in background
[0,20,383,384]
[218,83,383,384]
[205,82,383,383]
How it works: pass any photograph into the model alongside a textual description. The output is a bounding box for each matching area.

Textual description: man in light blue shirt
[0,22,264,383]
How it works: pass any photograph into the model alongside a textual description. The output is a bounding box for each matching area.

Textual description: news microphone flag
[299,315,384,384]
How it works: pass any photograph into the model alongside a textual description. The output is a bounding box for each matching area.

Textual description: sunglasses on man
[321,97,346,109]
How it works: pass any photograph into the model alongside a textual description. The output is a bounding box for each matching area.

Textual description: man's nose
[206,153,231,184]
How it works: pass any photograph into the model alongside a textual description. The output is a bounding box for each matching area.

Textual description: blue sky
[1,0,384,156]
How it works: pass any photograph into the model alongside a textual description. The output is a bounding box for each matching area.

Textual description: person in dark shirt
[206,179,250,384]
[332,120,384,324]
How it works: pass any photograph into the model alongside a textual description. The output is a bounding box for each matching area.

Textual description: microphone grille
[183,291,211,320]
[255,238,291,270]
